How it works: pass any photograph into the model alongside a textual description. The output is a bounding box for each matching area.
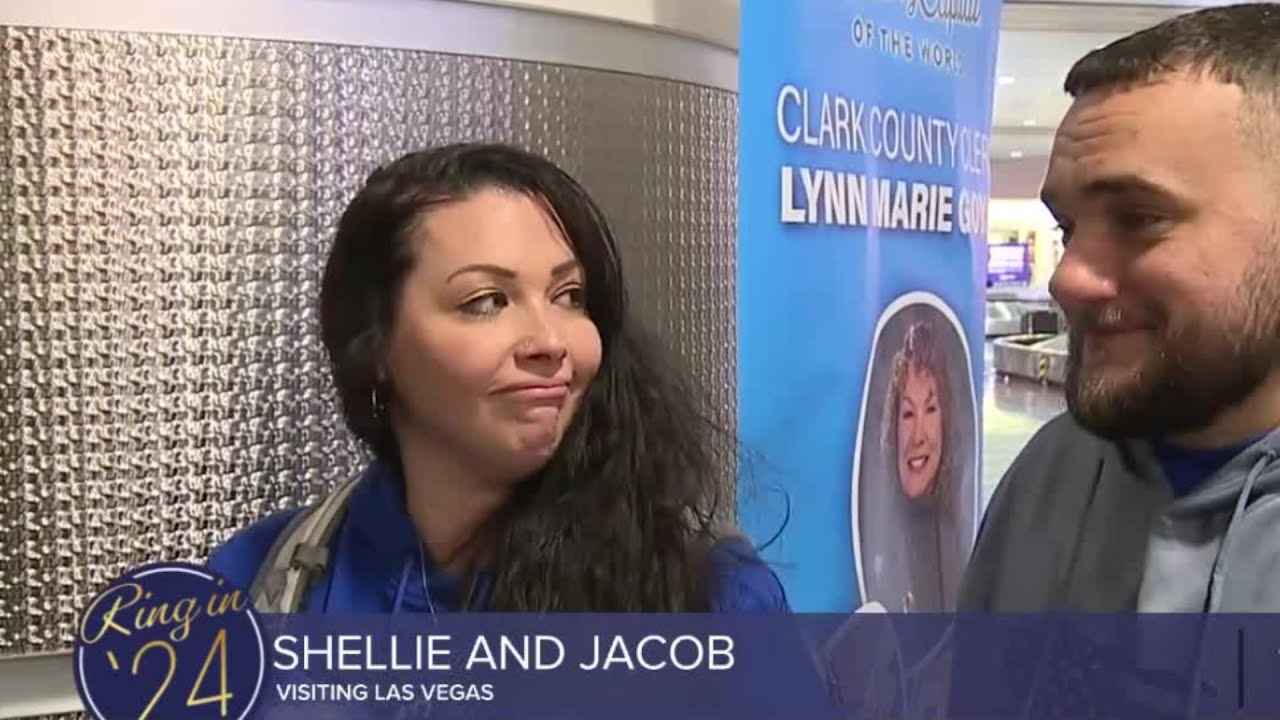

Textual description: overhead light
[998,75,1016,85]
[1010,150,1024,159]
[1022,119,1037,127]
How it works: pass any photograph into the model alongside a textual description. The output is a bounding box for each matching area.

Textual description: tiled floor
[980,341,1066,507]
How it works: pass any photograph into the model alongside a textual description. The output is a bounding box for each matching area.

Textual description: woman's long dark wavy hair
[319,142,734,612]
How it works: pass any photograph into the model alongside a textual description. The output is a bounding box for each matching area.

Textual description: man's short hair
[1064,3,1280,98]
[1063,4,1280,181]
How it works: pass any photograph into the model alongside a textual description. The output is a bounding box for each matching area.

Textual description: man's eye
[1055,222,1074,245]
[1115,210,1163,234]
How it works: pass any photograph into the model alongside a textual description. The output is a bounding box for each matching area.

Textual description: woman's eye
[460,292,508,317]
[901,409,915,421]
[555,285,586,309]
[926,403,939,415]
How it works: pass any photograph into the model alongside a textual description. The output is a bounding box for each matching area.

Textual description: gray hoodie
[959,413,1280,612]
[1137,426,1280,612]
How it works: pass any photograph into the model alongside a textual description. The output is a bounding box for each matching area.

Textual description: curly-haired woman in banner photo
[877,317,967,612]
[206,142,788,615]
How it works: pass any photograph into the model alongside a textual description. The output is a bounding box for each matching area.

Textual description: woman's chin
[496,426,564,475]
[506,416,558,449]
[900,474,933,499]
[487,411,576,478]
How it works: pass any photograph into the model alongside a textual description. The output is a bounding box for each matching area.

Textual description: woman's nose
[515,310,568,363]
[905,421,921,446]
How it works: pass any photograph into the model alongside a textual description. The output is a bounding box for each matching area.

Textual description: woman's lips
[497,384,569,408]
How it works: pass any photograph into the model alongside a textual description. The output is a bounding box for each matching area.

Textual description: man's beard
[1064,258,1280,440]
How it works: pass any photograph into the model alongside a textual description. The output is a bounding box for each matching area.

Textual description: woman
[207,142,788,614]
[873,318,965,613]
[891,321,947,504]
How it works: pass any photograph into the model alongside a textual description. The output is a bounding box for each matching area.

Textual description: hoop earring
[370,385,382,421]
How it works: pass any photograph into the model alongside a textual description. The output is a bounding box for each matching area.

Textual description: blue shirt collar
[346,458,475,612]
[1152,435,1265,498]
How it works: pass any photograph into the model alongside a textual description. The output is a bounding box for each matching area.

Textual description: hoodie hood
[1134,425,1280,612]
[1163,428,1280,516]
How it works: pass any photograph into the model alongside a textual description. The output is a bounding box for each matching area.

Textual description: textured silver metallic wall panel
[0,27,737,658]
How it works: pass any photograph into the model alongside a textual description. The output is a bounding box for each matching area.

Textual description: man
[960,3,1280,612]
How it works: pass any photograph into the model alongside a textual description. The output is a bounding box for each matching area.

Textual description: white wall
[989,155,1060,286]
[991,157,1050,199]
[0,0,738,90]
[989,198,1062,287]
[467,0,739,48]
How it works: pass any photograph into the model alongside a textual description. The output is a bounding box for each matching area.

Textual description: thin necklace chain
[416,543,439,719]
[418,542,439,620]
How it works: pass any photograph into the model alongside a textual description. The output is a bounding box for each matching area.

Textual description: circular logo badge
[73,562,266,720]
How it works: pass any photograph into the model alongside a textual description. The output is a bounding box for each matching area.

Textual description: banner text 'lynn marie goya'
[773,84,990,238]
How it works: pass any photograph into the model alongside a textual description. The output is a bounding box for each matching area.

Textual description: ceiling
[492,1,1227,163]
[990,29,1124,160]
[990,0,1237,159]
[987,0,1244,195]
[485,0,1235,194]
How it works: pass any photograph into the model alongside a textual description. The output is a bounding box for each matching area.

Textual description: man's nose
[1048,229,1120,313]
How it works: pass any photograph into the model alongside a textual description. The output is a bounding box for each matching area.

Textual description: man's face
[1043,73,1280,441]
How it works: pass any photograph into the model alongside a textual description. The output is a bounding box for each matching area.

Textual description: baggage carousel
[985,287,1058,338]
[991,332,1069,385]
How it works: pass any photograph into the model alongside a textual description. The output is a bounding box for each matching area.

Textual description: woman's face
[383,187,603,481]
[896,362,943,499]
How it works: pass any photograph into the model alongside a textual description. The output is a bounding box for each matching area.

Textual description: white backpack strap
[249,472,366,613]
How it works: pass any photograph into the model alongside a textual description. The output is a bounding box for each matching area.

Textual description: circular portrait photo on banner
[851,292,978,613]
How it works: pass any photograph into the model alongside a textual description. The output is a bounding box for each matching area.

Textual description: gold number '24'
[128,629,234,720]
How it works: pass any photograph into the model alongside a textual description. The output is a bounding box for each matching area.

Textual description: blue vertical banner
[737,0,1003,611]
